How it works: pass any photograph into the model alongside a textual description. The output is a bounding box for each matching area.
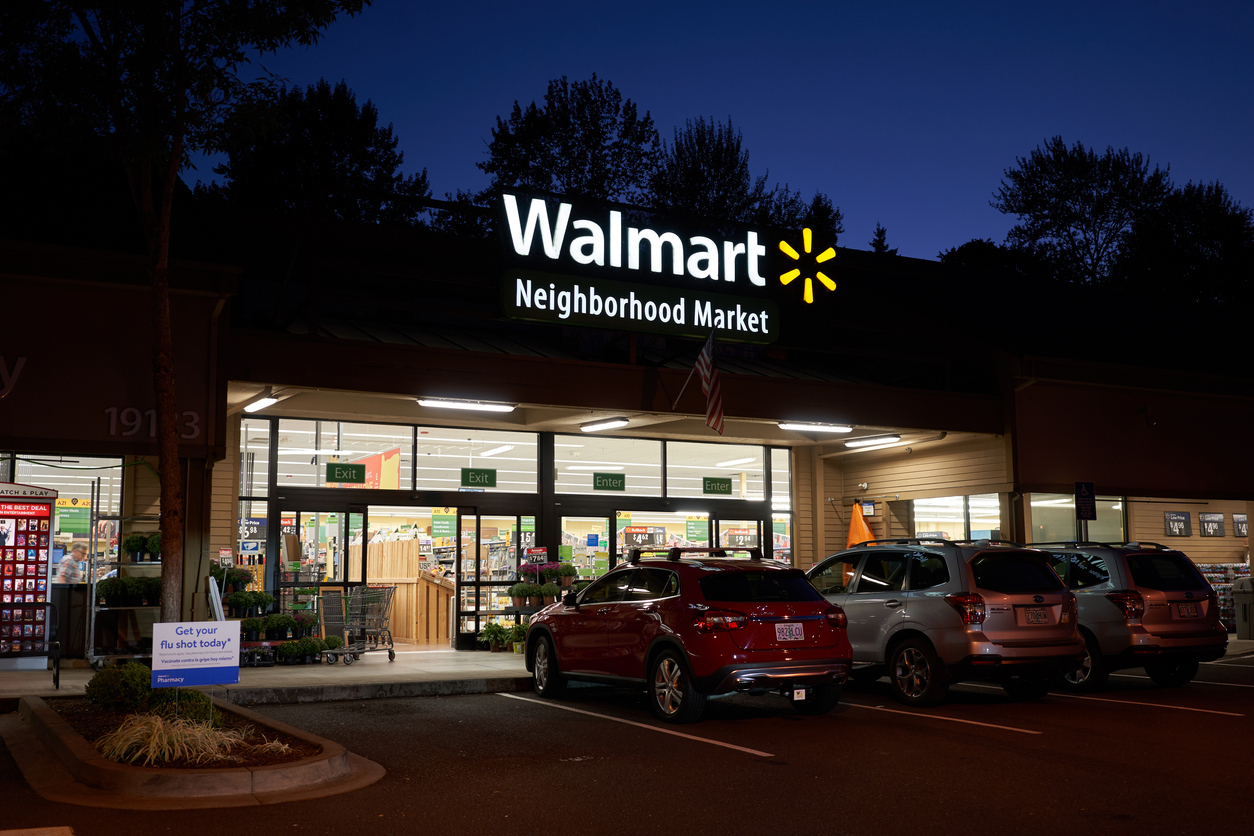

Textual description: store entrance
[272,501,365,624]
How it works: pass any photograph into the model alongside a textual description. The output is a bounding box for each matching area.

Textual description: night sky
[190,0,1254,261]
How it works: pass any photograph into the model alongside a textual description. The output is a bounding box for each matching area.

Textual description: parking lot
[4,652,1251,835]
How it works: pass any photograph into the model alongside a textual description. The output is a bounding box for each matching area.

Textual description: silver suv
[1038,541,1228,691]
[806,539,1083,706]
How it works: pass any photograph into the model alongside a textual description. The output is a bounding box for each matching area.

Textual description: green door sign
[461,468,497,488]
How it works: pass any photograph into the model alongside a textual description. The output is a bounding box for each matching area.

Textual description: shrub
[85,664,152,712]
[540,583,560,599]
[558,563,578,578]
[141,576,162,606]
[324,635,343,650]
[96,577,125,606]
[146,531,161,557]
[240,617,263,634]
[541,562,562,581]
[507,583,529,598]
[121,576,147,606]
[121,533,147,555]
[147,687,215,725]
[509,623,527,643]
[277,640,301,659]
[256,592,275,611]
[477,621,510,645]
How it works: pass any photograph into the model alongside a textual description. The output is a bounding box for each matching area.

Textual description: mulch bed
[46,697,321,769]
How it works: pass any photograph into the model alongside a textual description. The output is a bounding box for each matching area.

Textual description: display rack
[85,477,160,670]
[1199,562,1251,631]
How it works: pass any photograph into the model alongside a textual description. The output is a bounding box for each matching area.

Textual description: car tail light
[944,592,986,624]
[1208,589,1219,618]
[693,610,747,633]
[1106,590,1144,620]
[1061,593,1078,624]
[824,606,848,629]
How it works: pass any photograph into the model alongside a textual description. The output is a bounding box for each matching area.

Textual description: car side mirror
[563,592,579,608]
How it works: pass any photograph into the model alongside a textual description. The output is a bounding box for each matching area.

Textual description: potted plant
[146,531,161,561]
[573,580,591,593]
[96,577,124,607]
[476,621,510,652]
[256,591,275,616]
[557,563,578,587]
[516,583,542,608]
[240,617,262,642]
[312,637,329,663]
[518,563,542,582]
[507,583,529,608]
[541,562,562,582]
[277,640,301,665]
[121,533,147,562]
[265,613,297,641]
[141,576,162,607]
[121,576,147,606]
[509,623,527,653]
[540,583,560,604]
[325,635,344,653]
[227,590,254,619]
[225,567,253,594]
[294,610,318,638]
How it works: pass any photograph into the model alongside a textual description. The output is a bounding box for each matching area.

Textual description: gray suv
[1038,541,1228,691]
[806,539,1083,706]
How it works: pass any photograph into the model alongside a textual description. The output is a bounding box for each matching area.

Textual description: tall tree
[869,222,897,255]
[479,74,661,203]
[0,1,368,622]
[207,78,429,225]
[991,136,1171,284]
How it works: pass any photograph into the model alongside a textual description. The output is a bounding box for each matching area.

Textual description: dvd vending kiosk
[0,482,58,669]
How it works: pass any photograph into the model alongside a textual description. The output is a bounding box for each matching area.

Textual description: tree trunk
[151,254,184,623]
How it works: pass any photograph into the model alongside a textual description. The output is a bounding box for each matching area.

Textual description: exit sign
[461,468,497,488]
[326,463,366,484]
[702,477,733,495]
[593,472,626,491]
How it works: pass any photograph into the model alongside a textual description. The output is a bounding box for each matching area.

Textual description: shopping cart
[324,585,396,665]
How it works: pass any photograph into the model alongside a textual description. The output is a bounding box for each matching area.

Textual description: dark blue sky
[197,0,1254,260]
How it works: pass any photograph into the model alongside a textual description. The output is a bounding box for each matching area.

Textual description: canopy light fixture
[567,465,623,471]
[417,398,516,413]
[580,417,630,432]
[715,457,757,468]
[479,445,514,457]
[844,434,902,448]
[243,397,278,413]
[778,422,853,433]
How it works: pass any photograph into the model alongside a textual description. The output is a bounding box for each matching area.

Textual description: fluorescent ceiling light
[479,445,514,457]
[417,398,515,413]
[778,422,853,433]
[844,434,902,448]
[243,397,278,413]
[715,457,757,468]
[580,417,629,432]
[567,465,623,471]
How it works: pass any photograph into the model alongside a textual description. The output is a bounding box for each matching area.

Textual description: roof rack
[1120,541,1177,551]
[951,539,1023,548]
[852,538,956,548]
[628,546,765,563]
[1031,541,1121,549]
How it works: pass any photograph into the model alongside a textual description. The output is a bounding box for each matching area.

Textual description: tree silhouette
[869,223,897,255]
[207,78,429,225]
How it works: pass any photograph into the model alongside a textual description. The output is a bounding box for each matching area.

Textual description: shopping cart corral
[321,585,397,665]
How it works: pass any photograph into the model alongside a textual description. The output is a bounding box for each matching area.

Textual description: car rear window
[1051,552,1110,589]
[1124,553,1207,591]
[699,569,822,603]
[970,551,1064,594]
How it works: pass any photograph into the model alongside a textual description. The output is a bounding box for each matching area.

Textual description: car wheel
[1001,676,1052,700]
[1060,632,1108,692]
[793,683,842,715]
[888,639,949,707]
[1145,658,1199,687]
[531,635,566,698]
[649,650,706,724]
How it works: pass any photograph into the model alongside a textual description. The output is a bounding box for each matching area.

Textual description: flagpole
[671,330,714,410]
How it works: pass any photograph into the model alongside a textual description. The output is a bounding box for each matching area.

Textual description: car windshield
[970,551,1064,594]
[699,569,822,603]
[1124,552,1208,591]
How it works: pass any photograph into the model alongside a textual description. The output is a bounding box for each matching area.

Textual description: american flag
[694,332,724,435]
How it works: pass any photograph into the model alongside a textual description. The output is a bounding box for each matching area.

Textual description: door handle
[885,599,902,608]
[596,607,612,614]
[642,604,658,613]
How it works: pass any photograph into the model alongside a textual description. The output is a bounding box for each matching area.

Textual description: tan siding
[839,435,1009,500]
[1127,498,1250,563]
[209,415,241,557]
[793,448,814,569]
[124,455,161,533]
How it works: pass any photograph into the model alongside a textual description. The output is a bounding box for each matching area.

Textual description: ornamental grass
[96,714,291,767]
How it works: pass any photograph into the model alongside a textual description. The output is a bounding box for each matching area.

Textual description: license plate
[776,623,804,641]
[1024,607,1048,625]
[1178,603,1198,618]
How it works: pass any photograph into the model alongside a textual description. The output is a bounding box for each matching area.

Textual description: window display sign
[1164,512,1192,537]
[1198,513,1226,537]
[702,477,733,495]
[686,517,709,542]
[622,526,665,547]
[432,508,457,538]
[1074,482,1097,522]
[0,488,57,659]
[152,621,239,688]
[722,528,758,547]
[592,472,625,491]
[524,547,548,564]
[1234,514,1248,538]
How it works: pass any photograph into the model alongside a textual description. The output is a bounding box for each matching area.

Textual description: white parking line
[958,682,1244,717]
[498,693,775,757]
[1203,657,1254,666]
[840,701,1041,735]
[1111,673,1254,689]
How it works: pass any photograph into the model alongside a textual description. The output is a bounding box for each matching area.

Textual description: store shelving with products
[1199,563,1251,631]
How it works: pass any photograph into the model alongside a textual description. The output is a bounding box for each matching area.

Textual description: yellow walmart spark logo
[779,229,835,304]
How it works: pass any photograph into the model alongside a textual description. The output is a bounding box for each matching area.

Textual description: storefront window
[555,435,661,496]
[772,514,792,564]
[616,510,708,557]
[666,441,763,500]
[968,493,1002,538]
[239,417,270,497]
[1091,497,1125,543]
[770,448,791,513]
[718,519,760,548]
[275,420,412,490]
[913,496,966,540]
[561,516,610,579]
[14,455,124,563]
[415,428,537,494]
[1028,493,1123,543]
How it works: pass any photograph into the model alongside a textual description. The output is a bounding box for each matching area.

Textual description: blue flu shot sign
[152,621,239,688]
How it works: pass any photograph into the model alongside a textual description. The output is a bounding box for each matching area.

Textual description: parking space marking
[839,701,1041,735]
[1203,657,1254,666]
[1110,673,1254,689]
[498,693,775,757]
[957,682,1244,716]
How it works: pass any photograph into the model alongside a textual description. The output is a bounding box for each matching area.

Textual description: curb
[3,696,385,809]
[215,675,534,706]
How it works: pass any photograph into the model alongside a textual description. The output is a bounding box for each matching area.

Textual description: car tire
[1145,658,1199,687]
[1060,632,1108,692]
[1001,676,1052,700]
[888,639,949,707]
[531,635,566,698]
[649,650,706,724]
[793,683,842,715]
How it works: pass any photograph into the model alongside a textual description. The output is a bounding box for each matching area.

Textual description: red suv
[525,548,853,723]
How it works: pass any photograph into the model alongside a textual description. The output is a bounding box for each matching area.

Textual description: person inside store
[55,542,86,584]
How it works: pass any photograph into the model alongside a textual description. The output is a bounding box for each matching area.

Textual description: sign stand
[0,482,59,671]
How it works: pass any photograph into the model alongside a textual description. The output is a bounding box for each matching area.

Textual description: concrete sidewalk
[3,639,1250,707]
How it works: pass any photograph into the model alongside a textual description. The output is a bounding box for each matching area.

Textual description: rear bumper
[696,658,851,695]
[948,650,1085,682]
[1098,624,1229,668]
[1110,640,1228,667]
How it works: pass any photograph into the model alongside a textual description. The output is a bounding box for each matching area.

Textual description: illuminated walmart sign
[500,193,839,343]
